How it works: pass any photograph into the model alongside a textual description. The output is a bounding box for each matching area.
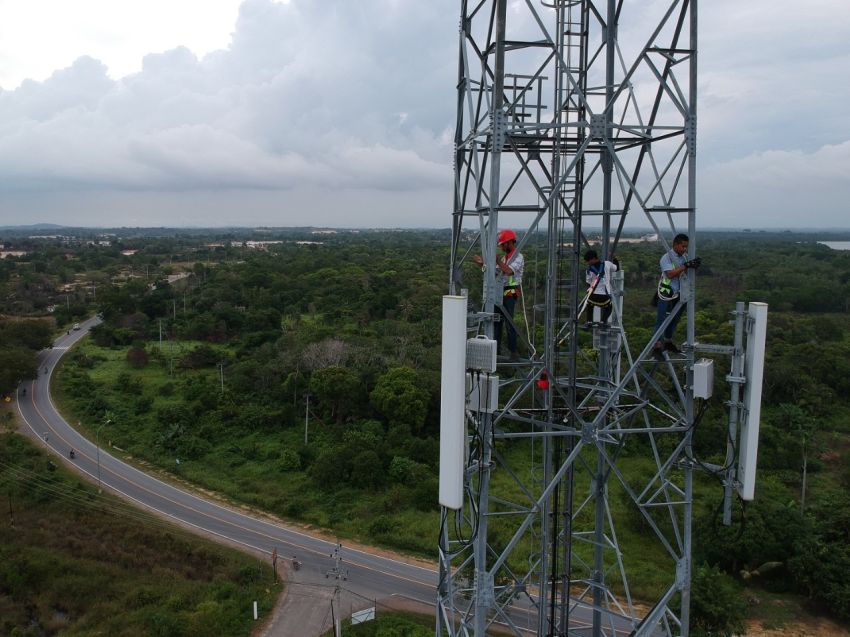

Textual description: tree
[787,489,850,620]
[773,403,817,513]
[308,366,361,423]
[301,339,348,371]
[694,477,806,579]
[370,367,429,432]
[0,346,37,393]
[0,320,52,351]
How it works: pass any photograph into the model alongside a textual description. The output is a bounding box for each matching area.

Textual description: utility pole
[97,414,112,493]
[334,586,341,637]
[218,362,225,393]
[304,394,310,445]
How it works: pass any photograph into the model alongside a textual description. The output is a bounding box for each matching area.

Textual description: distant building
[166,273,191,284]
[245,240,284,250]
[122,249,139,256]
[0,251,27,259]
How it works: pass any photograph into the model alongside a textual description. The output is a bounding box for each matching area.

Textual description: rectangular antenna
[439,295,467,510]
[466,336,497,372]
[692,358,714,399]
[737,302,768,500]
[466,373,499,413]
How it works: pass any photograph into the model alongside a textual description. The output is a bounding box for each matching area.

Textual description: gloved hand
[684,257,702,269]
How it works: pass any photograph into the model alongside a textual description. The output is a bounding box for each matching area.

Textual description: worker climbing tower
[438,1,699,636]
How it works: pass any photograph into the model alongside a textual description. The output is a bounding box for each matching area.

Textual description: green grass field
[0,431,279,637]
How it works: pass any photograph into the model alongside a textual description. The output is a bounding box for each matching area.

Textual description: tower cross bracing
[439,1,699,636]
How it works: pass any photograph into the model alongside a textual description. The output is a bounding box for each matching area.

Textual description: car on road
[72,323,81,331]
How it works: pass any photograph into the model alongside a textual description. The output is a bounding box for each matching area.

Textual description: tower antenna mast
[439,1,699,635]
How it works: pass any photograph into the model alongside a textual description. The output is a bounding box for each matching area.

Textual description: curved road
[15,319,627,636]
[15,317,440,635]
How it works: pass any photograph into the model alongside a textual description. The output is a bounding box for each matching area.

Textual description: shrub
[350,450,383,489]
[368,515,397,536]
[279,449,301,472]
[412,477,439,512]
[126,346,149,368]
[689,563,747,637]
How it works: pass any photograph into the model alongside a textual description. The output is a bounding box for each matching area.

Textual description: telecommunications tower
[439,1,700,636]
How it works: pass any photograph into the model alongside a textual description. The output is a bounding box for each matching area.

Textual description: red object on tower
[536,372,550,390]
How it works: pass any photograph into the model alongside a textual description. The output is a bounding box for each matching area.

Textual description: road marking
[21,338,439,591]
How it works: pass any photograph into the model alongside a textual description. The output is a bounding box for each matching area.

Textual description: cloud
[0,0,457,204]
[701,140,850,227]
[0,0,848,228]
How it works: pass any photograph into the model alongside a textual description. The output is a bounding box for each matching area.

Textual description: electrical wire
[0,458,208,536]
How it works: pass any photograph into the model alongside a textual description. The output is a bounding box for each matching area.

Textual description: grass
[319,611,434,637]
[51,339,443,557]
[0,431,279,637]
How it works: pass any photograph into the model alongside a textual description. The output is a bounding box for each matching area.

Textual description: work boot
[663,341,681,354]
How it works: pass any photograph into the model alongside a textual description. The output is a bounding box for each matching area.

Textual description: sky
[0,0,848,229]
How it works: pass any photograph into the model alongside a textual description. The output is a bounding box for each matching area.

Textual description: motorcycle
[69,449,75,459]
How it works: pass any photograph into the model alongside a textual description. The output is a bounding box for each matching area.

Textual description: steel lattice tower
[439,1,699,636]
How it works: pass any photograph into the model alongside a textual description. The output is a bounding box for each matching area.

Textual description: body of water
[818,241,850,250]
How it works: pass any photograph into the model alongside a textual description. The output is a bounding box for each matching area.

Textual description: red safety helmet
[497,229,517,245]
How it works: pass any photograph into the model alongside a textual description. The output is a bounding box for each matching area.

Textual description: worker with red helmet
[473,229,525,360]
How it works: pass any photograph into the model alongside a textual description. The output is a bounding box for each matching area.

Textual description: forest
[1,227,849,635]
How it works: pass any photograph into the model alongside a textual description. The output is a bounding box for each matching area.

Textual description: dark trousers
[585,294,613,324]
[496,294,518,354]
[654,297,681,344]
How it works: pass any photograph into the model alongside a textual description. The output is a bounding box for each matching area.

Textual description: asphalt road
[15,316,440,635]
[14,318,637,636]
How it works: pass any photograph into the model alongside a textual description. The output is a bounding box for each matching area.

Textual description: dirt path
[746,618,849,637]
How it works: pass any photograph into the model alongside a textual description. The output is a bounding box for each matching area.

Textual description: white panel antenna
[737,302,768,500]
[439,296,467,510]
